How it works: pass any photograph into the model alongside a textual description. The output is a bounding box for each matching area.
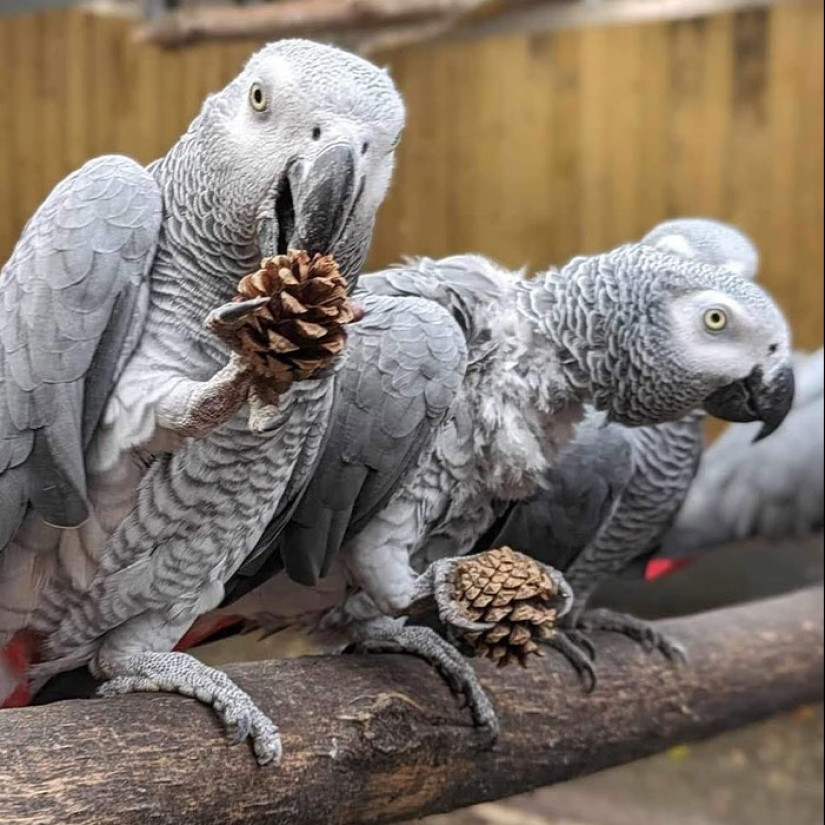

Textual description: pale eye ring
[703,308,728,332]
[249,83,267,112]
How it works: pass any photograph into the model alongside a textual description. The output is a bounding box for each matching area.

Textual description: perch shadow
[0,586,821,825]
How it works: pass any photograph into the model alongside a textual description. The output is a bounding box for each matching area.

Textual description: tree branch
[133,0,545,48]
[0,586,822,825]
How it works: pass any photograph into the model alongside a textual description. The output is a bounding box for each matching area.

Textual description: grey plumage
[0,39,405,763]
[213,231,794,735]
[0,157,160,549]
[225,291,468,599]
[482,219,762,608]
[662,346,823,556]
[473,220,773,682]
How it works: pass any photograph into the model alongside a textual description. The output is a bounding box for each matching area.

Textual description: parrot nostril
[361,142,369,155]
[768,343,778,355]
[312,127,322,141]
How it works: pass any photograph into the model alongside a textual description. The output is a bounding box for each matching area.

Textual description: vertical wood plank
[793,0,824,348]
[635,22,670,233]
[0,16,13,261]
[546,27,583,265]
[64,9,93,173]
[11,12,44,230]
[39,9,67,197]
[727,10,770,253]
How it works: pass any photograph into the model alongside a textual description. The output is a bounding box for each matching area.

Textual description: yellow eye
[249,83,267,112]
[703,308,728,332]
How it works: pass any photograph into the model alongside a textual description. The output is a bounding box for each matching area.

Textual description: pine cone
[450,547,559,668]
[212,251,358,397]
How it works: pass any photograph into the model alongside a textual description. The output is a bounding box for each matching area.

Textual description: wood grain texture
[0,3,822,349]
[0,586,822,825]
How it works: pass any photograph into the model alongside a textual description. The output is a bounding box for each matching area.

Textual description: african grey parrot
[660,345,823,556]
[191,230,796,741]
[476,218,772,688]
[0,39,405,764]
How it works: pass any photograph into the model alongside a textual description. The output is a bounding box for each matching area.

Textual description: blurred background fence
[0,1,822,350]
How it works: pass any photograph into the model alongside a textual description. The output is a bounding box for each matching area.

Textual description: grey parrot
[660,345,823,556]
[192,231,795,742]
[476,218,772,688]
[0,40,405,763]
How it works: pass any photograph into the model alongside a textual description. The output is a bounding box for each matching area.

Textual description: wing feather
[222,293,467,599]
[0,156,161,549]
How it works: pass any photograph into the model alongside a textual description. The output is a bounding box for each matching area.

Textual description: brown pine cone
[212,251,358,398]
[450,547,559,668]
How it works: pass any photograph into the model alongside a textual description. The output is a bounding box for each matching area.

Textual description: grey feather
[478,412,634,571]
[0,156,161,546]
[225,292,468,595]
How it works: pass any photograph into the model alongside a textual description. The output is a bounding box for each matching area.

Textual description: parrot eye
[249,83,267,112]
[703,308,728,332]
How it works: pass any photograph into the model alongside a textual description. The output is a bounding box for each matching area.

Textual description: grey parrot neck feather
[145,139,264,373]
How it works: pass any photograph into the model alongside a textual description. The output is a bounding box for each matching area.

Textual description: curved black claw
[578,608,688,664]
[354,625,499,749]
[543,630,597,693]
[206,296,271,329]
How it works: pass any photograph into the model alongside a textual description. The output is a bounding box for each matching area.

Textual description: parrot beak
[283,143,358,259]
[702,363,795,442]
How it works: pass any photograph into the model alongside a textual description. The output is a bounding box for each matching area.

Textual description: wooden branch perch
[0,586,822,825]
[134,0,546,48]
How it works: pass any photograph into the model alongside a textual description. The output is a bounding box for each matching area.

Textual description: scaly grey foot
[94,650,282,765]
[578,608,688,664]
[354,624,500,748]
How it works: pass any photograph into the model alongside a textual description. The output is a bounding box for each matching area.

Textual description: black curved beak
[703,364,795,442]
[284,143,357,258]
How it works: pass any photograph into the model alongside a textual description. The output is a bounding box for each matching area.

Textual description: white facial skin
[668,288,792,388]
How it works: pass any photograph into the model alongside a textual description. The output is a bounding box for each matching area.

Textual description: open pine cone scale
[450,546,563,668]
[209,250,359,396]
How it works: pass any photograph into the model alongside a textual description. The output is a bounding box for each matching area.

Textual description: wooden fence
[0,1,822,346]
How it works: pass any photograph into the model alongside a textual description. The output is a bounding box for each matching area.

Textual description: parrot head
[666,280,794,441]
[640,218,793,440]
[194,39,405,287]
[574,243,795,439]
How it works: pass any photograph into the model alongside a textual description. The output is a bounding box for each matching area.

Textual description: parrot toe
[428,557,497,633]
[94,650,282,766]
[541,630,598,693]
[353,624,500,748]
[578,608,689,665]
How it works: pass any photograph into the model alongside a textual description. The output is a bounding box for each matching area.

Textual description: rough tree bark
[134,0,546,48]
[0,586,821,825]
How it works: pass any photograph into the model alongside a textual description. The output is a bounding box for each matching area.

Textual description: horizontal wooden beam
[0,585,821,825]
[130,0,799,50]
[133,0,504,47]
[455,0,801,42]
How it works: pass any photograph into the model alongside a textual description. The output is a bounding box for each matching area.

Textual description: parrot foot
[353,623,500,748]
[411,555,574,635]
[578,608,688,664]
[155,352,256,438]
[94,651,282,766]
